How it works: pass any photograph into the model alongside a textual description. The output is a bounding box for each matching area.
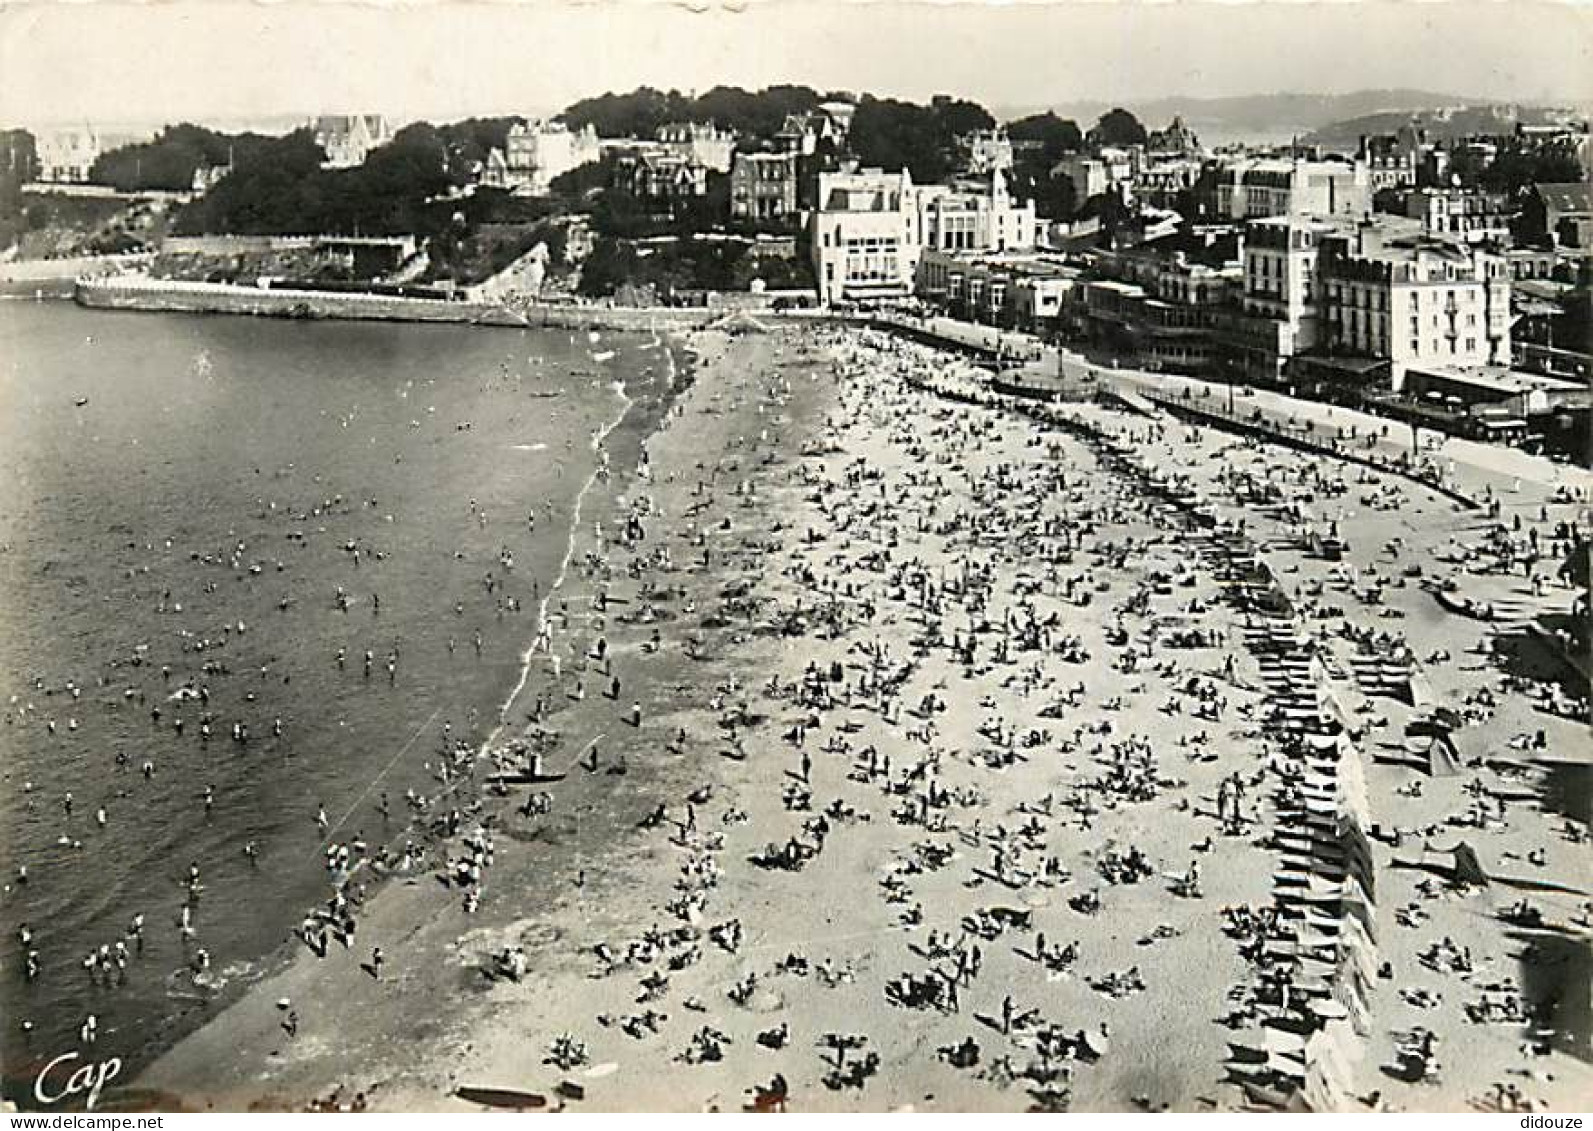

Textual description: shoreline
[486,366,637,748]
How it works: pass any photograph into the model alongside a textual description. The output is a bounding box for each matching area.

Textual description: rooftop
[1408,362,1589,395]
[923,247,1080,279]
[1533,182,1593,214]
[1087,278,1148,297]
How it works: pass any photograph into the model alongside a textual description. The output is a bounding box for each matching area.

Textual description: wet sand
[135,324,1591,1113]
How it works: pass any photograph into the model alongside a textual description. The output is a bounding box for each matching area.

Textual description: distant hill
[1004,90,1505,147]
[1301,103,1584,151]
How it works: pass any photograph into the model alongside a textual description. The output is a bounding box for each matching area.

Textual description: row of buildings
[794,110,1587,448]
[910,211,1588,448]
[21,116,394,185]
[483,102,857,217]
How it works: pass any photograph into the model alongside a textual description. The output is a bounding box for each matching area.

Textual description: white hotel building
[811,168,1037,304]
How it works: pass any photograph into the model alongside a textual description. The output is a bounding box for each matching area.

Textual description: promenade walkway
[922,318,1593,503]
[1101,360,1593,500]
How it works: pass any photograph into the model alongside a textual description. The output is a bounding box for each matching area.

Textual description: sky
[2,0,1591,129]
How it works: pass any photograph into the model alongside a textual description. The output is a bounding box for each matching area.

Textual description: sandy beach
[134,322,1591,1114]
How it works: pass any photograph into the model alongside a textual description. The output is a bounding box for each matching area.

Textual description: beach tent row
[1348,652,1425,706]
[1213,544,1382,1112]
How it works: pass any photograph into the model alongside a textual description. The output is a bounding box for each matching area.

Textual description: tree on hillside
[849,97,951,182]
[931,97,995,140]
[548,158,613,199]
[1007,112,1083,164]
[1475,143,1585,196]
[0,129,37,250]
[1089,108,1149,148]
[560,87,692,138]
[692,84,821,138]
[175,127,448,236]
[1008,166,1077,221]
[558,85,825,141]
[1,129,36,182]
[90,124,274,192]
[439,116,525,177]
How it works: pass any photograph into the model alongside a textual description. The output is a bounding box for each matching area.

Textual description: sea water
[0,300,660,1095]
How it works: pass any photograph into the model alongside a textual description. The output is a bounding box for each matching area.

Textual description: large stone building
[811,168,916,303]
[1216,214,1513,391]
[811,168,1038,304]
[656,123,734,174]
[1359,133,1418,191]
[729,151,799,223]
[1132,158,1204,210]
[960,128,1015,174]
[32,126,152,184]
[917,248,1079,331]
[1147,116,1201,159]
[1315,220,1512,389]
[776,108,847,157]
[1053,149,1137,214]
[612,150,709,203]
[33,128,105,183]
[1076,233,1242,373]
[916,173,1038,254]
[505,120,601,195]
[1399,188,1513,245]
[920,249,1080,330]
[1214,215,1339,385]
[1204,156,1371,222]
[312,115,392,169]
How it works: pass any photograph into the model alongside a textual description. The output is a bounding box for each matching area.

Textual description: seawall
[74,275,725,333]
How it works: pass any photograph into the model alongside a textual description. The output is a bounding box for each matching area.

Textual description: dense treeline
[848,96,995,182]
[559,85,1010,184]
[158,93,1137,238]
[90,124,276,192]
[1007,112,1084,165]
[174,120,526,236]
[560,85,832,140]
